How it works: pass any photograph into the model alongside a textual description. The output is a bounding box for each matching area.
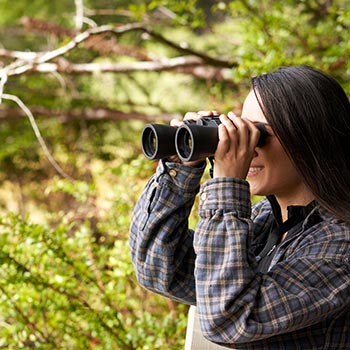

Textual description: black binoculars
[141,116,267,162]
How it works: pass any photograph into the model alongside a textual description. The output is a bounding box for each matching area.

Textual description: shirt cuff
[199,177,251,217]
[155,159,206,192]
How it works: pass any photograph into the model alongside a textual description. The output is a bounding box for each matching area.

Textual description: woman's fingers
[170,119,182,127]
[222,112,261,149]
[198,110,218,116]
[172,110,218,128]
[184,110,218,121]
[242,117,262,149]
[214,113,261,178]
[216,114,236,154]
[171,110,261,174]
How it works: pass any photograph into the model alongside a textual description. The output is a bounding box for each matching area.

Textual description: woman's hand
[213,112,260,179]
[169,110,218,167]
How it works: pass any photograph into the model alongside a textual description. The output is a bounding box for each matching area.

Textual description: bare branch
[145,29,237,68]
[0,48,40,61]
[32,56,208,73]
[1,94,74,180]
[2,23,236,78]
[74,0,84,31]
[1,55,232,84]
[0,20,236,181]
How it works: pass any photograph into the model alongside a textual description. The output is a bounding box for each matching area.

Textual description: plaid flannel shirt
[129,160,350,349]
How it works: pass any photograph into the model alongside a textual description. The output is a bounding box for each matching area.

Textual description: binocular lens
[176,127,193,161]
[142,126,157,159]
[175,123,219,162]
[141,123,177,160]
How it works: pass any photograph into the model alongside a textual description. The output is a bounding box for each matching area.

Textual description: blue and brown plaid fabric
[130,160,350,349]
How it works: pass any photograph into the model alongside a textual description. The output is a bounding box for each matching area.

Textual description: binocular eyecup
[141,123,178,160]
[141,117,267,162]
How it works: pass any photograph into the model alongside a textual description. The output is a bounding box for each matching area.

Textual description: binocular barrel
[141,117,267,162]
[175,122,219,162]
[141,123,177,160]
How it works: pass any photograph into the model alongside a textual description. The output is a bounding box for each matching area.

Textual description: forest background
[0,0,349,349]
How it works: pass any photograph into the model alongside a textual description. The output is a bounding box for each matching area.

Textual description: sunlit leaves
[1,0,350,348]
[0,212,184,349]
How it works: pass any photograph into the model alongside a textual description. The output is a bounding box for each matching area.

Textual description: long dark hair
[252,65,350,222]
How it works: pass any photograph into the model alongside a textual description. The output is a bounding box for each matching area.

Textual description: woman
[129,66,350,349]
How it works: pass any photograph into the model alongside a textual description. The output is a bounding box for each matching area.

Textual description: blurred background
[0,0,349,348]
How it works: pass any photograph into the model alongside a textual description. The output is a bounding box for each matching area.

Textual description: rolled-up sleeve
[193,178,350,347]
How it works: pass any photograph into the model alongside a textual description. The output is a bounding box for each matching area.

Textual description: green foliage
[128,0,205,28]
[0,208,186,349]
[0,115,186,347]
[1,0,350,348]
[223,0,350,90]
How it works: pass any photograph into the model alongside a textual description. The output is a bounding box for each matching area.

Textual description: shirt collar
[266,195,317,226]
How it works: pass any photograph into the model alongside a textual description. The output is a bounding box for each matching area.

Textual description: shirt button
[201,192,207,201]
[169,169,177,177]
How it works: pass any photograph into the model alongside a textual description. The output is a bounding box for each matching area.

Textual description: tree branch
[35,56,207,73]
[1,23,236,78]
[1,94,74,180]
[0,19,235,181]
[1,53,233,83]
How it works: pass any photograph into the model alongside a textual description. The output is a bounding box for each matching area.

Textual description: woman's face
[242,91,312,205]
